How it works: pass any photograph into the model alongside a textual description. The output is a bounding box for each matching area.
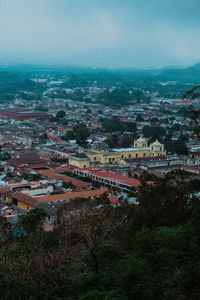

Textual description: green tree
[101,88,131,107]
[142,125,166,142]
[73,124,91,145]
[35,105,48,112]
[105,134,118,148]
[56,110,66,119]
[136,115,144,122]
[100,117,124,132]
[19,208,47,233]
[164,138,188,155]
[87,108,92,114]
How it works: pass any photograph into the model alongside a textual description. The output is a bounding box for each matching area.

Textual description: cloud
[0,0,200,67]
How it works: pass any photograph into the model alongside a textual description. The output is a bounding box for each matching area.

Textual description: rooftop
[76,168,142,187]
[34,188,107,203]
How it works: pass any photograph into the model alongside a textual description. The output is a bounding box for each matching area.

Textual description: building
[0,109,50,120]
[0,188,108,212]
[73,167,147,192]
[69,152,91,168]
[37,167,91,192]
[69,138,166,169]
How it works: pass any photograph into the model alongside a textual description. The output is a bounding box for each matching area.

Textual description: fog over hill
[0,62,200,83]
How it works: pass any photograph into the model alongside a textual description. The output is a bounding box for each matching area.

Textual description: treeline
[1,170,200,299]
[0,71,45,103]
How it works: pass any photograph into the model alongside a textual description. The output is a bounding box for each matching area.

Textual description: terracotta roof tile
[12,192,39,207]
[34,189,107,203]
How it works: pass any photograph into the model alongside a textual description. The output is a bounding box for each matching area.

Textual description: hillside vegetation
[0,170,200,299]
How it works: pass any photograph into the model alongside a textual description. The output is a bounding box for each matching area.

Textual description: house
[1,188,108,212]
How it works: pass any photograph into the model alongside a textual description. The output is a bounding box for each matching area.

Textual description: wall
[18,201,34,211]
[22,186,53,197]
[69,157,90,168]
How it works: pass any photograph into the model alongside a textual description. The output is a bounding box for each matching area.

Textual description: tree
[49,116,57,122]
[61,119,68,126]
[136,115,144,122]
[35,105,48,112]
[87,108,92,114]
[171,123,181,132]
[100,117,123,132]
[150,117,159,124]
[0,216,10,243]
[132,89,144,103]
[183,85,200,138]
[62,130,75,141]
[56,110,66,119]
[142,125,166,142]
[19,208,47,233]
[101,88,131,107]
[105,134,118,148]
[57,195,124,274]
[63,181,75,190]
[73,124,91,146]
[188,179,200,192]
[39,133,48,143]
[136,170,192,228]
[164,138,188,155]
[125,122,137,134]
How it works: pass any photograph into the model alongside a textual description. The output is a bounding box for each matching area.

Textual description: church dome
[93,142,109,151]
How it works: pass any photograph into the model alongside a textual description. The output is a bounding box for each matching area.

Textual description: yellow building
[69,152,90,168]
[114,139,166,159]
[0,187,12,204]
[69,138,166,168]
[149,140,166,157]
[12,192,38,211]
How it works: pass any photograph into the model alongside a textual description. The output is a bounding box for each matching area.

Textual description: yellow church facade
[69,138,166,168]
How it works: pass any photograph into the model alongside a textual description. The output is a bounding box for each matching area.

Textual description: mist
[0,0,200,68]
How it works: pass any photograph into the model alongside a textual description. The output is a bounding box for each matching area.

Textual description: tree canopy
[0,171,200,299]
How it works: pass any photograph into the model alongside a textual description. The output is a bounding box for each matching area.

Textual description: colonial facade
[69,138,166,168]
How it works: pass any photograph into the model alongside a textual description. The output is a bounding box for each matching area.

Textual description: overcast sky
[0,0,200,68]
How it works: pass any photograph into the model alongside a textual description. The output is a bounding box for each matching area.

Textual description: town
[0,66,199,229]
[1,0,200,298]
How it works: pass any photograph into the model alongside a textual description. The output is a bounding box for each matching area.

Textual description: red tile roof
[35,189,107,203]
[12,192,39,207]
[77,168,141,187]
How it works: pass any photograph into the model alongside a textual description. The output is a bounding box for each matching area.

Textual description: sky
[0,0,200,68]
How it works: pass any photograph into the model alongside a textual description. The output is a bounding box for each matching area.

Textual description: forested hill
[158,63,200,83]
[1,170,200,299]
[1,62,200,83]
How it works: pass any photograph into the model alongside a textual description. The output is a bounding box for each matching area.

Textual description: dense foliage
[0,170,200,299]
